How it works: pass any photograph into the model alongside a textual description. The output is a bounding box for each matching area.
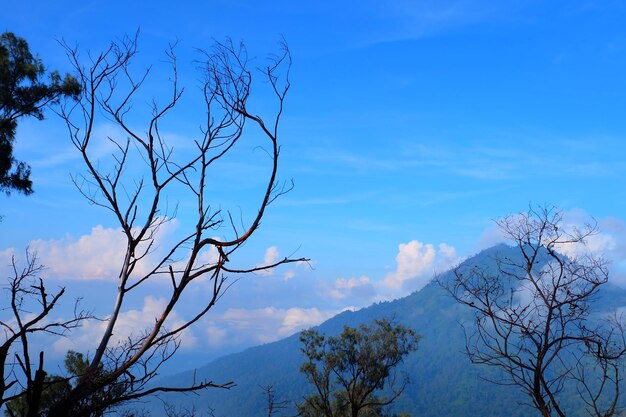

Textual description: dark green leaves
[0,32,81,196]
[299,319,419,417]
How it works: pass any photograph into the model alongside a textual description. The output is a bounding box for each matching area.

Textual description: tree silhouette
[442,206,626,417]
[0,32,80,195]
[2,34,306,416]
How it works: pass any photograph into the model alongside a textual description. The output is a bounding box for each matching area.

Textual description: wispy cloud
[329,275,376,300]
[277,196,357,207]
[314,0,534,50]
[203,306,342,346]
[305,135,625,183]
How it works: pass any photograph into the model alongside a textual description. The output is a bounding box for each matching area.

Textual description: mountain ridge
[147,244,626,417]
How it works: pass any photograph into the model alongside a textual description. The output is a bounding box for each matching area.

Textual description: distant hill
[144,244,626,417]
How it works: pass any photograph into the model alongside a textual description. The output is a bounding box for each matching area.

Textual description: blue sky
[2,1,626,366]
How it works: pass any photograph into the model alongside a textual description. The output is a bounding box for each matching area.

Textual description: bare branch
[15,35,311,417]
[440,205,626,417]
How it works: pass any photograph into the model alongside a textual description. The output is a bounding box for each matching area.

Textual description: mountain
[144,244,626,417]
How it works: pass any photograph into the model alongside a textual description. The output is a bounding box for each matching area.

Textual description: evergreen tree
[0,32,80,195]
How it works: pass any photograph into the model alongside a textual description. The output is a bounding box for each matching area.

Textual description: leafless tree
[442,206,626,417]
[6,33,310,417]
[1,251,89,416]
[261,384,290,417]
[162,402,216,417]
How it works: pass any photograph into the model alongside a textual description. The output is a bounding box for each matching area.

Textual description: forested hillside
[148,244,626,417]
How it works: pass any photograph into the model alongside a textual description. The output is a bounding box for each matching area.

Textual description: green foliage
[0,32,80,195]
[141,246,626,417]
[64,351,90,378]
[3,375,71,417]
[298,319,419,417]
[56,351,129,417]
[2,352,88,417]
[3,351,122,417]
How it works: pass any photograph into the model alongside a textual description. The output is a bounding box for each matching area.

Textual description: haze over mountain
[145,244,626,417]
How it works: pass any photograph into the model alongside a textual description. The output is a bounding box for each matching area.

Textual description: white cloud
[551,210,625,266]
[476,223,509,250]
[255,246,280,276]
[600,217,626,258]
[476,209,621,258]
[0,248,18,277]
[53,295,197,354]
[381,240,458,293]
[205,323,228,347]
[29,225,130,280]
[336,275,371,290]
[279,259,313,282]
[331,275,376,300]
[210,306,340,345]
[475,208,626,286]
[281,308,334,335]
[172,241,220,283]
[327,240,458,305]
[389,241,435,288]
[2,220,199,281]
[586,215,626,285]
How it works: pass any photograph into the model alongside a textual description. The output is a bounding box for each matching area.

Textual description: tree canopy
[3,352,108,417]
[299,319,419,417]
[0,32,80,195]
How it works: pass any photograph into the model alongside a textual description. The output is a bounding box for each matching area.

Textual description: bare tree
[261,385,289,417]
[442,206,626,417]
[1,252,89,416]
[162,402,215,417]
[0,33,310,417]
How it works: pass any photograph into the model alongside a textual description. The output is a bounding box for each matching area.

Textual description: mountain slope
[148,244,626,417]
